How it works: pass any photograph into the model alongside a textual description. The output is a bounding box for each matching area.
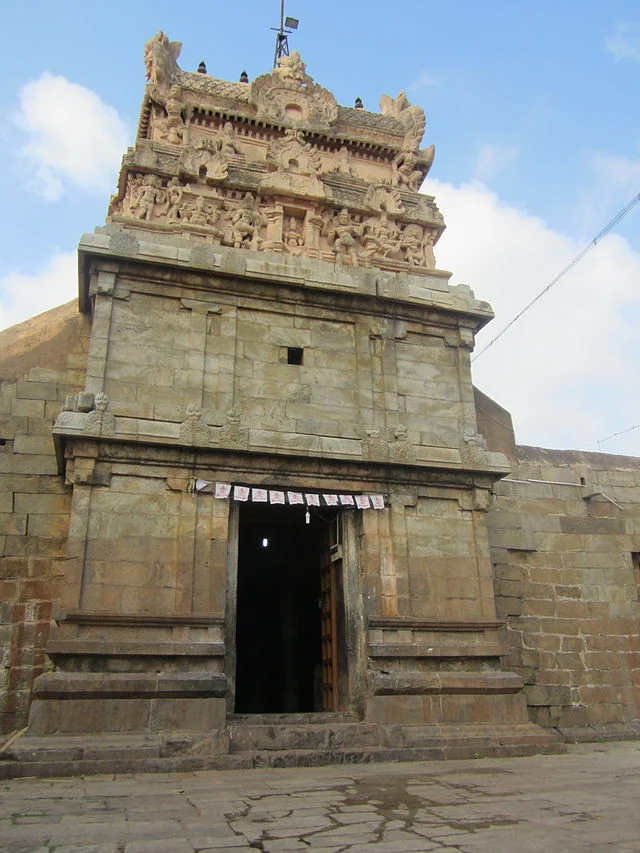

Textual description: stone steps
[0,721,565,778]
[225,717,565,768]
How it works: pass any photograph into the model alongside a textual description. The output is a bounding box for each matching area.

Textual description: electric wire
[597,423,640,450]
[471,192,640,362]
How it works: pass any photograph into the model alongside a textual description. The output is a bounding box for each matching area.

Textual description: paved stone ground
[1,741,639,852]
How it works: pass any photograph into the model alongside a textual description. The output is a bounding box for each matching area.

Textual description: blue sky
[2,1,640,456]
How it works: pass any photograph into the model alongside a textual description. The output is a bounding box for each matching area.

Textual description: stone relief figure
[324,208,363,266]
[181,193,225,239]
[400,223,425,266]
[333,146,356,177]
[362,211,401,259]
[144,31,181,92]
[391,150,425,192]
[132,175,165,221]
[214,122,243,157]
[284,217,304,255]
[179,139,229,183]
[155,85,185,145]
[267,129,322,175]
[423,228,437,269]
[165,177,184,223]
[84,392,116,437]
[179,404,210,445]
[229,193,266,249]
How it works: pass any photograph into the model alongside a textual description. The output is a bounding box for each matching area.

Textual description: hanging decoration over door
[189,480,385,509]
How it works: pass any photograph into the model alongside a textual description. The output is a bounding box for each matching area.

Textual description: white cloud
[14,73,128,201]
[408,70,438,92]
[424,179,640,456]
[605,22,640,61]
[473,145,519,181]
[0,253,77,331]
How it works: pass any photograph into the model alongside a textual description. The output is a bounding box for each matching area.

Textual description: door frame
[224,501,366,717]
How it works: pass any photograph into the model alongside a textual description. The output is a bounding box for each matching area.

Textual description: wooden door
[319,515,341,711]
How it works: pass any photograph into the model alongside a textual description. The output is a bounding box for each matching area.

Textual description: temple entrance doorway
[233,501,342,714]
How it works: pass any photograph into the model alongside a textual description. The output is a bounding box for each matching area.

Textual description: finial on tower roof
[197,60,207,74]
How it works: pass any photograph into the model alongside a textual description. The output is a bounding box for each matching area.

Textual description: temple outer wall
[489,445,640,734]
[0,304,91,734]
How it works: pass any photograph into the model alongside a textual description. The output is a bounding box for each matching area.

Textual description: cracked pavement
[1,741,640,852]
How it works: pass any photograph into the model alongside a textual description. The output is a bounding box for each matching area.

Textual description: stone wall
[489,445,640,732]
[0,303,91,734]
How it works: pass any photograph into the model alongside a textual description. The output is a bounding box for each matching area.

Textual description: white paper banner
[202,482,384,509]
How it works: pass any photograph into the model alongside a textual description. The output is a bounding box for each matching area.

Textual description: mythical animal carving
[144,31,181,93]
[179,404,210,445]
[219,409,249,449]
[84,393,116,437]
[379,91,426,151]
[274,50,307,82]
[249,52,338,129]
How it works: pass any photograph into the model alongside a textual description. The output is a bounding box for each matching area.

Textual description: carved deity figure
[391,150,425,192]
[185,194,225,238]
[156,84,185,145]
[284,217,304,254]
[362,211,401,259]
[165,177,184,223]
[334,146,356,177]
[325,209,363,266]
[133,175,164,221]
[230,193,266,249]
[215,122,243,156]
[400,224,425,266]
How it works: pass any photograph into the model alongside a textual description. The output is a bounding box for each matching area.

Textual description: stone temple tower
[21,33,562,768]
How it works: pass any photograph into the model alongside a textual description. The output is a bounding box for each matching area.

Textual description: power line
[597,423,640,450]
[471,192,640,363]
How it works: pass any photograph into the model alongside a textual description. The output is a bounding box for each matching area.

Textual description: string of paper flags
[191,480,385,509]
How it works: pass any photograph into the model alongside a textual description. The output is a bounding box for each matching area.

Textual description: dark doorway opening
[234,501,339,714]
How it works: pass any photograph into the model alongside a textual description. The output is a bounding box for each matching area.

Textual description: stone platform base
[0,715,565,779]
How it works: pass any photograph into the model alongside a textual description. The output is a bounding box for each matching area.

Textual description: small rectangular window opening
[287,347,303,365]
[632,552,640,602]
